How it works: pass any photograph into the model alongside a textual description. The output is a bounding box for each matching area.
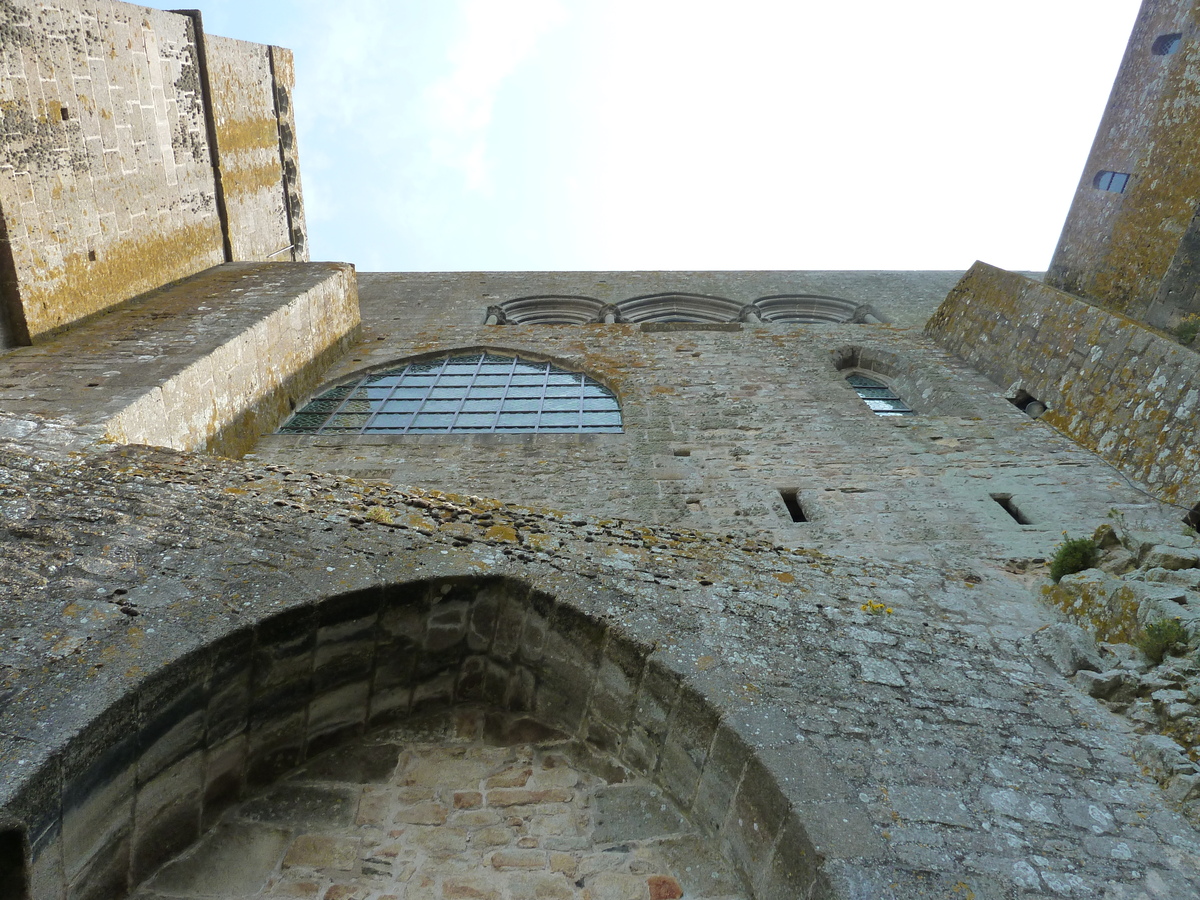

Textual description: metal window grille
[279,353,623,434]
[845,373,915,416]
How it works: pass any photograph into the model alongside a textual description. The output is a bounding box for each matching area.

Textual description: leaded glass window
[279,353,623,434]
[846,373,915,416]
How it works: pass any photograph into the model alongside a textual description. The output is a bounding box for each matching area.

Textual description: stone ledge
[0,262,359,453]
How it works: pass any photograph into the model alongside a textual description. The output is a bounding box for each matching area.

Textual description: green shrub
[1049,536,1098,582]
[1136,618,1189,665]
[1174,313,1200,346]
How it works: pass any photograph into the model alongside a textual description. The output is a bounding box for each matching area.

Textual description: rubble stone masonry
[928,261,1200,507]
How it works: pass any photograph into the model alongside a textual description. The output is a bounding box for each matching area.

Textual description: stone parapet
[0,261,358,454]
[927,261,1200,505]
[0,1,309,345]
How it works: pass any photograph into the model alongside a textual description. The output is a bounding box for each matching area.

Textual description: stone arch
[831,344,918,415]
[299,346,622,400]
[829,344,977,417]
[8,576,826,900]
[615,293,744,324]
[753,295,886,324]
[495,296,606,325]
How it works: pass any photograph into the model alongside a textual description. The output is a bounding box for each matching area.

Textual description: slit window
[1153,32,1182,55]
[780,489,808,522]
[1093,171,1131,193]
[846,373,914,416]
[991,493,1032,525]
[0,829,27,900]
[279,353,622,434]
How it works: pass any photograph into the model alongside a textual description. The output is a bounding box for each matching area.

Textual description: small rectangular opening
[0,829,28,900]
[991,493,1031,525]
[780,489,807,523]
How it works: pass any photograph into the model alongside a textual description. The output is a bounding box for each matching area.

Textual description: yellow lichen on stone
[484,524,519,543]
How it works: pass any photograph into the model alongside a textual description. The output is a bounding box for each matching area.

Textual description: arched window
[279,353,622,434]
[1152,32,1182,55]
[845,372,914,416]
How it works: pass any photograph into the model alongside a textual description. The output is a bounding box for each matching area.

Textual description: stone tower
[1048,0,1200,329]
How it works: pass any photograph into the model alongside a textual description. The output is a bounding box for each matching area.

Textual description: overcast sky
[172,0,1142,273]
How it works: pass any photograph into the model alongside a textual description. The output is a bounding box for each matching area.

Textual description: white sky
[174,0,1142,272]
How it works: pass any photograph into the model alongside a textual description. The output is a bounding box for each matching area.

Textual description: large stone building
[1,2,1200,900]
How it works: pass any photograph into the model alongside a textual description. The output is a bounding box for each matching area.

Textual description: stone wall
[1047,0,1200,328]
[204,35,293,263]
[0,0,308,346]
[251,271,1174,565]
[927,261,1200,507]
[0,0,224,343]
[267,47,307,263]
[10,576,811,900]
[3,431,1199,900]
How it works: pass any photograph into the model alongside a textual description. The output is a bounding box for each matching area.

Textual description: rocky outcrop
[1043,522,1200,820]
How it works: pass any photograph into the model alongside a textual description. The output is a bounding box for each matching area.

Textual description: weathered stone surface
[145,823,292,896]
[1,428,1198,899]
[0,262,358,456]
[1029,622,1104,676]
[1046,0,1200,330]
[1143,546,1200,571]
[1077,669,1131,700]
[0,1,308,343]
[250,269,1166,568]
[927,262,1200,504]
[130,709,745,900]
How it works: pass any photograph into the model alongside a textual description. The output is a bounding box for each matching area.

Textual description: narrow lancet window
[846,373,915,416]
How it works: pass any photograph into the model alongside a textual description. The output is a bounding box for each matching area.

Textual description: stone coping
[0,262,358,453]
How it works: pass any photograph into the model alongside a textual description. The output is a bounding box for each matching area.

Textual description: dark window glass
[278,353,623,434]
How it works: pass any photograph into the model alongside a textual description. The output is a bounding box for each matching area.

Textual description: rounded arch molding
[490,294,888,325]
[3,575,832,900]
[829,344,978,417]
[303,345,623,398]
